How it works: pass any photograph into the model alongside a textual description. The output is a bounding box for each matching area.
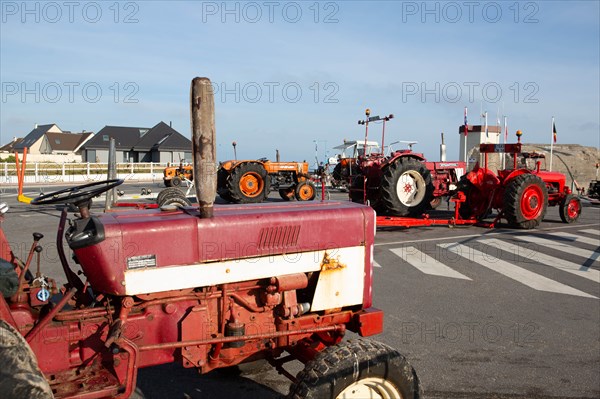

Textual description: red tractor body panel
[73,201,376,306]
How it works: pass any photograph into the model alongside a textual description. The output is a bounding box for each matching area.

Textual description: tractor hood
[71,201,375,297]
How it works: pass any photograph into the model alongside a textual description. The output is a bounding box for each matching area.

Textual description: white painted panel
[390,246,471,280]
[311,246,366,311]
[440,243,596,299]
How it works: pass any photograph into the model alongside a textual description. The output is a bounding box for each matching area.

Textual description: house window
[55,139,61,144]
[103,135,109,142]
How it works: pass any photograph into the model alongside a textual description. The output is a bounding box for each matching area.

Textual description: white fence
[1,162,169,185]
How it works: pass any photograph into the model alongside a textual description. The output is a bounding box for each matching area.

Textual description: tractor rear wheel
[217,168,235,202]
[379,158,434,216]
[349,176,366,203]
[288,339,421,399]
[0,320,53,399]
[504,174,548,229]
[227,163,269,203]
[559,194,581,223]
[279,188,295,201]
[295,181,316,201]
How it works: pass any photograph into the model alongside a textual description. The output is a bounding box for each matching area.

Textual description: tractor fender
[387,152,426,164]
[502,169,531,184]
[465,167,501,188]
[220,160,263,172]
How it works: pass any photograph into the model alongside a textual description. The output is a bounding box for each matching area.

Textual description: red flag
[504,117,508,142]
[464,107,468,137]
[553,122,557,143]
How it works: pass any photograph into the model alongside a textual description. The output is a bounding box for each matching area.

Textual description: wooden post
[190,77,217,218]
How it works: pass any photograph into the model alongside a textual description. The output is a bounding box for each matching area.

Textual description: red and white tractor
[349,110,466,217]
[0,78,421,399]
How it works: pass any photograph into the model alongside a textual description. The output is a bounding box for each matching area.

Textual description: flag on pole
[504,116,508,142]
[464,107,468,137]
[482,111,488,138]
[553,121,557,143]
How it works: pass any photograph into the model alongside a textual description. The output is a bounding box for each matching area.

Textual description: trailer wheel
[227,163,269,203]
[295,181,316,201]
[171,176,182,187]
[504,174,548,229]
[559,194,581,223]
[380,158,434,217]
[157,187,184,206]
[0,320,53,399]
[288,339,421,399]
[279,188,295,201]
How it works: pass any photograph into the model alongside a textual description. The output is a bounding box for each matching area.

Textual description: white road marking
[439,243,596,299]
[547,232,600,247]
[373,260,382,268]
[374,223,600,247]
[579,229,600,236]
[390,247,471,280]
[479,238,600,283]
[513,235,599,264]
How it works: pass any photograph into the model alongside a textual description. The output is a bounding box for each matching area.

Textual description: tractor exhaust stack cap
[190,77,217,218]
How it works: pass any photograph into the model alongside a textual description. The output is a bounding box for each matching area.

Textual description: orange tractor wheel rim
[239,172,264,197]
[298,185,314,200]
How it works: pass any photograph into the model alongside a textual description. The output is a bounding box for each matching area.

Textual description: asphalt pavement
[0,181,598,398]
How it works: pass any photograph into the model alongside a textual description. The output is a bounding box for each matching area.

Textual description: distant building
[459,125,501,170]
[0,137,24,154]
[11,123,93,162]
[81,122,191,163]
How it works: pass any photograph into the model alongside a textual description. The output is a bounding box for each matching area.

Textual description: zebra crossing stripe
[547,232,600,247]
[512,235,599,264]
[373,260,382,268]
[479,238,600,283]
[439,242,596,299]
[579,229,600,236]
[390,247,471,280]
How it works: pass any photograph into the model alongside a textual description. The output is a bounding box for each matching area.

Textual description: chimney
[34,123,38,129]
[169,121,172,128]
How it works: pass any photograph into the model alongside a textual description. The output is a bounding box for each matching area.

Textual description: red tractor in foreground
[0,78,421,399]
[349,110,466,217]
[457,133,581,229]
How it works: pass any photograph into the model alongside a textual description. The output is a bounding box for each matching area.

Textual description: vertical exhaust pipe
[191,77,217,218]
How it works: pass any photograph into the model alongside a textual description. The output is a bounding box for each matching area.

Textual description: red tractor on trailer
[349,109,466,217]
[0,78,421,399]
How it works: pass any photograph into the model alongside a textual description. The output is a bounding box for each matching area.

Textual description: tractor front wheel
[288,339,421,399]
[227,163,269,203]
[295,181,316,201]
[504,174,548,229]
[379,158,434,216]
[559,194,581,223]
[171,176,182,187]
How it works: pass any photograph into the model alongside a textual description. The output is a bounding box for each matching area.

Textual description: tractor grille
[258,225,301,250]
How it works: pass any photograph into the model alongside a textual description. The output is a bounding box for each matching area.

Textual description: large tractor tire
[504,174,548,229]
[226,163,269,203]
[295,181,316,201]
[457,176,491,221]
[0,320,53,399]
[379,158,434,217]
[349,176,366,204]
[217,168,235,202]
[157,187,191,208]
[156,187,183,206]
[288,339,422,399]
[559,194,581,223]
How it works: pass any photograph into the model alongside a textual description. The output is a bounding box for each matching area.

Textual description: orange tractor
[163,162,193,187]
[217,159,316,203]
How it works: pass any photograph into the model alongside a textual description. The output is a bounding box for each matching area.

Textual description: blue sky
[1,1,598,165]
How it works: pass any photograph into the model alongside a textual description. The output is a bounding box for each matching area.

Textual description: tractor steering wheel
[31,179,124,206]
